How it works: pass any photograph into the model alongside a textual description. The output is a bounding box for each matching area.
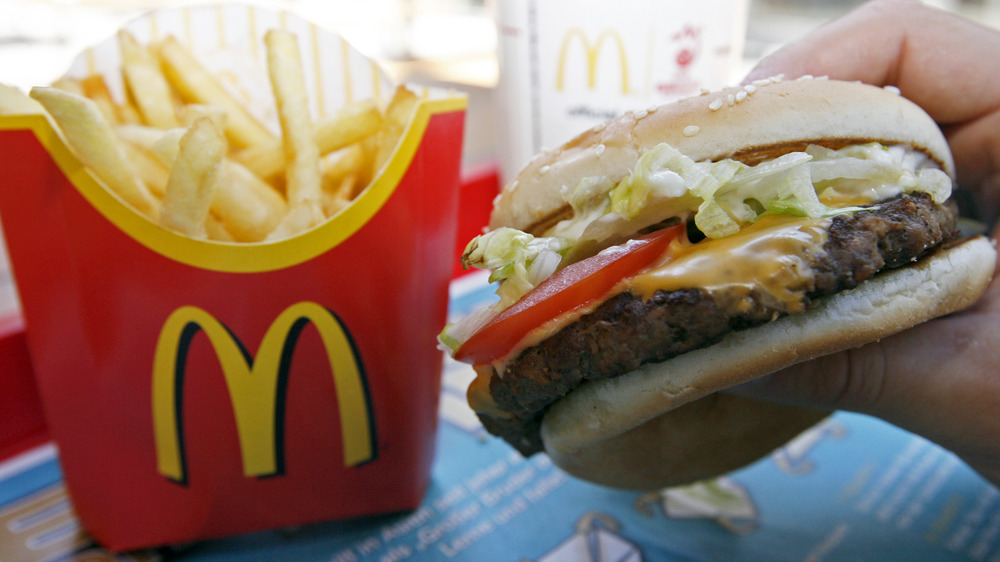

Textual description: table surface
[2,271,999,562]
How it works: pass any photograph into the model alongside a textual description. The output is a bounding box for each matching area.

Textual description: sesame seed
[751,79,770,87]
[884,85,901,95]
[539,165,550,175]
[797,74,814,81]
[647,105,659,113]
[745,84,757,94]
[709,98,724,111]
[595,144,606,156]
[592,122,606,133]
[683,125,700,137]
[634,109,648,119]
[736,90,748,102]
[699,88,711,96]
[727,93,735,106]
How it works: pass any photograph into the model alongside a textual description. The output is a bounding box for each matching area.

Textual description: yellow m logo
[556,28,630,93]
[151,302,375,483]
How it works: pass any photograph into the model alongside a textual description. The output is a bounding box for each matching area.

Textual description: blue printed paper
[1,272,997,561]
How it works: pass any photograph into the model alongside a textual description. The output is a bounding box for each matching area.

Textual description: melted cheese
[629,215,830,314]
[468,364,509,417]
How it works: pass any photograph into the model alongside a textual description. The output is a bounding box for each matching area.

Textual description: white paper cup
[496,0,749,182]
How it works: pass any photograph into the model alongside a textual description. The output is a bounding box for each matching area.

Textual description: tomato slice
[453,224,684,365]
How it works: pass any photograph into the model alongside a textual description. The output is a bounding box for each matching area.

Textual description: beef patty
[477,192,958,456]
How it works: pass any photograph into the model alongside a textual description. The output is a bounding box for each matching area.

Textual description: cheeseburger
[440,77,997,490]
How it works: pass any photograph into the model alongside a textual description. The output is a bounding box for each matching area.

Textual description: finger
[943,108,1000,222]
[745,0,1000,224]
[731,270,1000,469]
[744,0,1000,125]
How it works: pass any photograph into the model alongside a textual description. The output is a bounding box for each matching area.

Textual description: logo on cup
[556,28,631,94]
[657,24,703,97]
[151,302,376,484]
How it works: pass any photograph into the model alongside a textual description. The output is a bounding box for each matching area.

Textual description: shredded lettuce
[615,141,951,240]
[549,176,615,244]
[460,227,570,307]
[808,143,951,205]
[459,141,952,312]
[760,198,809,217]
[611,144,691,219]
[437,325,461,353]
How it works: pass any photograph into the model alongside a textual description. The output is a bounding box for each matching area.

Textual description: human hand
[732,0,1000,485]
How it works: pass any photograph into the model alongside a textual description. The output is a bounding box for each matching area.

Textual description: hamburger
[439,77,997,490]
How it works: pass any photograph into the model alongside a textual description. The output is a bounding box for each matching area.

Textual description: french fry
[372,85,418,176]
[119,140,170,197]
[77,75,122,126]
[49,77,85,96]
[320,144,367,193]
[116,123,180,153]
[321,173,357,217]
[76,75,143,126]
[117,125,191,198]
[265,199,325,241]
[179,103,227,131]
[24,26,418,243]
[315,100,382,157]
[205,213,236,242]
[233,99,382,182]
[30,86,160,219]
[213,161,287,242]
[265,28,322,230]
[159,117,226,238]
[319,145,371,218]
[322,194,350,218]
[155,35,275,149]
[118,29,179,129]
[122,123,286,242]
[115,99,143,126]
[329,173,358,201]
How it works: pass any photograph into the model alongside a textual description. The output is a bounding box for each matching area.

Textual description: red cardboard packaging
[0,314,47,461]
[0,5,465,551]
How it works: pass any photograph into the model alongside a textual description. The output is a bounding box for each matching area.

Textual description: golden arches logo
[152,302,375,483]
[556,28,630,93]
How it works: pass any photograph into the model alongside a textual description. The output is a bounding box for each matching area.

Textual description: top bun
[491,77,954,235]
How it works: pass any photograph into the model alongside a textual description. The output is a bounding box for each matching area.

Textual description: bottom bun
[540,235,997,490]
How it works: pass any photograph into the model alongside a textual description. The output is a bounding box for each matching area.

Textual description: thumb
[731,257,1000,481]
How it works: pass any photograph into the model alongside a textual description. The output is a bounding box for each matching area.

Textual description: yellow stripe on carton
[0,93,468,273]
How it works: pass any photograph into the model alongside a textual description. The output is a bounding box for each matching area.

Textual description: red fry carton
[0,5,466,551]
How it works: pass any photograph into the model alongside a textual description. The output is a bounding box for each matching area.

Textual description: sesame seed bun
[491,78,956,236]
[540,235,996,490]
